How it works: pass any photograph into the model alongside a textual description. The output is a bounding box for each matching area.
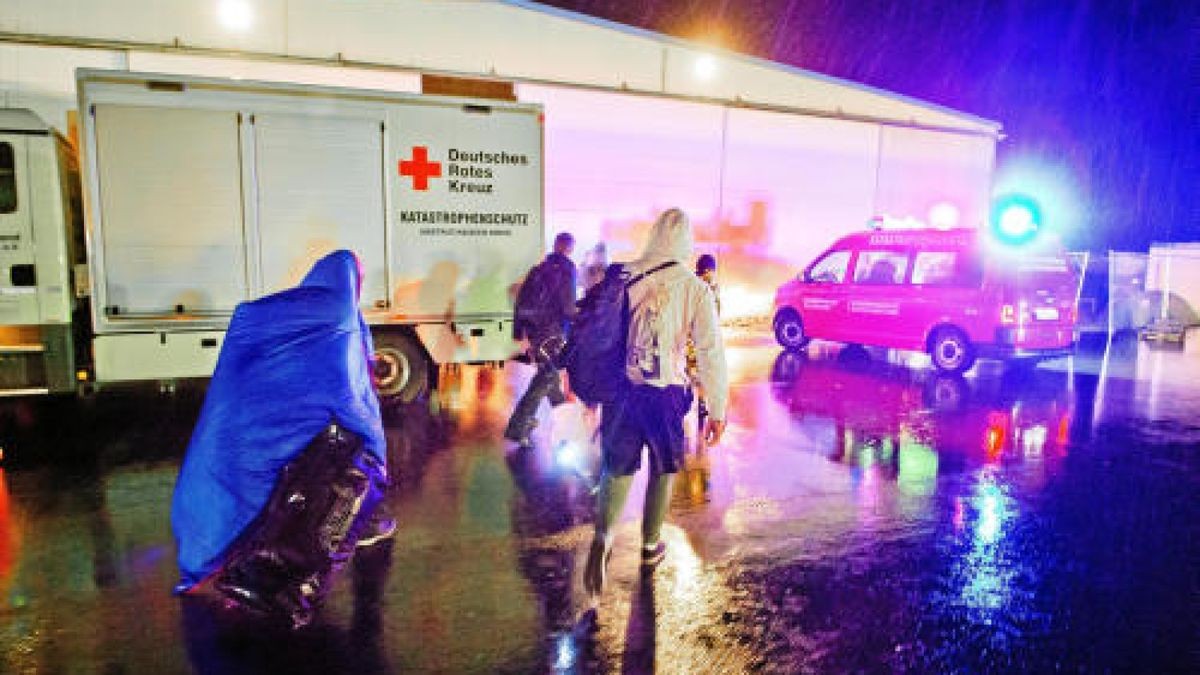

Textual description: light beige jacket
[624,210,729,420]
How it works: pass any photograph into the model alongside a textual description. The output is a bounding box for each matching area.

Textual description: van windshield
[806,250,851,283]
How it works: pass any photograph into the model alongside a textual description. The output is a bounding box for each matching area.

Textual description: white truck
[0,69,544,402]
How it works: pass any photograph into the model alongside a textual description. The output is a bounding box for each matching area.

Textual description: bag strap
[627,261,677,288]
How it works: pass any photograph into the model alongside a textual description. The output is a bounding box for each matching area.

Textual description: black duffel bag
[212,423,388,629]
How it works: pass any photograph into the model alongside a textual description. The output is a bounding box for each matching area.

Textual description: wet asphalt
[0,330,1197,674]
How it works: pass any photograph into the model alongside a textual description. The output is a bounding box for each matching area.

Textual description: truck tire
[929,327,976,374]
[372,332,429,404]
[774,309,809,350]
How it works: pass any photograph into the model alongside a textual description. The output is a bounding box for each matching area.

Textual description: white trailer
[0,69,544,401]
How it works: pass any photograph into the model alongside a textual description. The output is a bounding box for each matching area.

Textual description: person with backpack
[506,232,578,448]
[581,208,728,599]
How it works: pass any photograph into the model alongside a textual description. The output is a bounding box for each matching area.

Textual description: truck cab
[0,109,86,396]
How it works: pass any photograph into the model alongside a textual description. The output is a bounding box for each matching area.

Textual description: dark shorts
[601,384,693,476]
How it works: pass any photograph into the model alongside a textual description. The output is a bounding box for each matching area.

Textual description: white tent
[1,0,1002,315]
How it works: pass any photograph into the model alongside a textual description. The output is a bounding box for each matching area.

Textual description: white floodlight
[218,0,254,32]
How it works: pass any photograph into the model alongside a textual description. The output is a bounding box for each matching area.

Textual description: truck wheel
[373,332,429,404]
[774,309,809,350]
[929,327,976,374]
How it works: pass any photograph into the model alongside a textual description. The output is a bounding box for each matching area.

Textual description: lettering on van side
[869,233,970,248]
[849,301,900,316]
[802,298,838,311]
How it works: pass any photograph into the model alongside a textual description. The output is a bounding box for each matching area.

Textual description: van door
[798,249,853,341]
[907,249,988,346]
[1010,253,1079,349]
[0,136,39,326]
[843,248,915,348]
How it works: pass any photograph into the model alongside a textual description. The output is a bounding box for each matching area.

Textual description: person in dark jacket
[505,232,577,447]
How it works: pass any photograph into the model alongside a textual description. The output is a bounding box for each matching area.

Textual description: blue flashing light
[991,194,1043,245]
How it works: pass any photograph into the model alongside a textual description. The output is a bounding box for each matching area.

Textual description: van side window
[853,250,909,285]
[0,142,16,214]
[912,251,983,287]
[806,250,851,283]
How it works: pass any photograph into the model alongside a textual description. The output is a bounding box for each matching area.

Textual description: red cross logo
[399,146,442,191]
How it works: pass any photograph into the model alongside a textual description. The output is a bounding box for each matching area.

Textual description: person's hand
[703,418,727,446]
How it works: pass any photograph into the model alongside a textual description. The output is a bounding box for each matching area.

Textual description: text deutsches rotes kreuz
[446,148,529,194]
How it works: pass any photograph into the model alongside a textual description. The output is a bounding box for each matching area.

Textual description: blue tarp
[171,250,386,592]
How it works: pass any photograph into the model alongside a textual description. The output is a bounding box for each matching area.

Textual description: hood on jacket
[634,207,694,271]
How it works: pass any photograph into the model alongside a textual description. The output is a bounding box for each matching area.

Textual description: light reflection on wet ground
[0,330,1197,673]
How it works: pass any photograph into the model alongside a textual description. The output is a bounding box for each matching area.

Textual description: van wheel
[929,327,976,374]
[925,374,967,411]
[373,332,429,404]
[774,310,809,350]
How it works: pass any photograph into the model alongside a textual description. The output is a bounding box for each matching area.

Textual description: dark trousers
[601,384,693,476]
[507,361,566,437]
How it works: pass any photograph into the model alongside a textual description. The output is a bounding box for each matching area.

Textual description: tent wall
[2,0,999,317]
[1,0,998,134]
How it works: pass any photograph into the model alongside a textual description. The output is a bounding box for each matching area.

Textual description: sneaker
[356,510,397,548]
[640,541,667,567]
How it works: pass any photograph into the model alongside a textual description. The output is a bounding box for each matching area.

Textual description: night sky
[540,0,1199,253]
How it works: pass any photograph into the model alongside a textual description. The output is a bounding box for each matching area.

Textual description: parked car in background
[773,227,1080,373]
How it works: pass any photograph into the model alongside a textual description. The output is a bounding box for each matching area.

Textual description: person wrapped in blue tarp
[171,250,390,626]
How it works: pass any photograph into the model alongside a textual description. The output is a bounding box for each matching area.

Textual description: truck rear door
[251,113,388,309]
[91,105,247,320]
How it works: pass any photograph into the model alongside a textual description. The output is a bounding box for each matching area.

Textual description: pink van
[773,228,1080,373]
